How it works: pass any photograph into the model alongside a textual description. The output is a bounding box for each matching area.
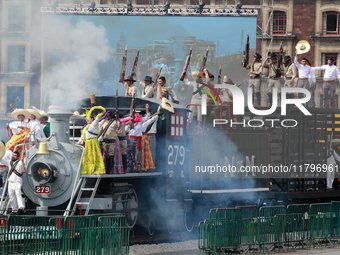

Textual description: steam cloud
[42,17,111,109]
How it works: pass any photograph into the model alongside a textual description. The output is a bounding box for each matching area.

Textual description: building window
[170,113,185,138]
[322,53,338,66]
[7,5,26,31]
[272,11,286,35]
[7,86,25,113]
[7,45,25,72]
[323,12,339,35]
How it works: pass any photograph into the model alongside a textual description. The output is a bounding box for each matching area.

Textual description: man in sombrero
[121,75,138,97]
[6,109,31,157]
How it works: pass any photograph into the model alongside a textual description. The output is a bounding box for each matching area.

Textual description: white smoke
[42,17,111,109]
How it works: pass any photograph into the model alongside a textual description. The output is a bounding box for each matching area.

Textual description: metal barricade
[309,203,332,247]
[98,215,129,255]
[330,201,340,240]
[236,205,258,219]
[286,204,309,248]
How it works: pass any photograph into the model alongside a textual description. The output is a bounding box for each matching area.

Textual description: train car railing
[198,201,340,254]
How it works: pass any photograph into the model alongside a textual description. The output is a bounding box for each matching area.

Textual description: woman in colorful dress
[77,106,106,175]
[6,109,31,157]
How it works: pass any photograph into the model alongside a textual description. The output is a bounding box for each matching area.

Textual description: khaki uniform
[155,84,179,102]
[245,62,262,92]
[117,122,127,155]
[262,60,283,94]
[98,119,119,157]
[123,82,138,97]
[284,63,297,88]
[136,78,154,98]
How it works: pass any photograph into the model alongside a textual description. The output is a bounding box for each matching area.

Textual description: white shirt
[294,57,312,78]
[327,149,340,166]
[184,79,202,102]
[0,149,13,170]
[142,115,159,134]
[221,89,233,103]
[78,117,101,144]
[313,65,340,81]
[9,120,28,135]
[28,119,45,140]
[126,113,150,137]
[0,159,23,183]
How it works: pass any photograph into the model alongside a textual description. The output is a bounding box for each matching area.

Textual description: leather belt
[270,77,279,79]
[298,78,308,80]
[118,136,126,141]
[250,76,260,79]
[102,139,115,143]
[286,77,292,79]
[146,133,156,136]
[324,80,335,83]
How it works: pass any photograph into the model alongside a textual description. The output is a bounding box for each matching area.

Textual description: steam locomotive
[13,96,340,234]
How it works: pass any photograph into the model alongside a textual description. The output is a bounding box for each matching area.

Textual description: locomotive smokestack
[48,109,73,143]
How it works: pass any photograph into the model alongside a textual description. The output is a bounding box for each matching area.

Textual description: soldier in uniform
[283,56,297,99]
[155,77,180,104]
[98,110,119,174]
[133,72,154,98]
[121,76,138,97]
[262,53,283,106]
[184,71,201,127]
[244,53,262,106]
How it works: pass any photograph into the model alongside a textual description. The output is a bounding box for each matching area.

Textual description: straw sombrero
[39,110,48,117]
[11,109,30,120]
[26,109,41,119]
[332,139,340,147]
[192,71,199,80]
[72,111,86,118]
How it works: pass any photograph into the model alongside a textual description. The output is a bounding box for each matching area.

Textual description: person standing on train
[142,103,162,169]
[0,151,26,214]
[184,71,202,128]
[133,72,154,98]
[121,76,138,97]
[117,115,129,172]
[125,104,150,173]
[0,141,13,187]
[326,138,340,190]
[31,106,50,137]
[77,106,106,175]
[98,110,119,174]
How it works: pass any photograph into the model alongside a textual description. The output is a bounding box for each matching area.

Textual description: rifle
[131,47,140,76]
[179,47,193,81]
[119,46,127,83]
[275,41,283,78]
[130,93,135,117]
[115,84,119,120]
[242,32,249,68]
[153,64,164,88]
[218,65,222,84]
[200,46,209,73]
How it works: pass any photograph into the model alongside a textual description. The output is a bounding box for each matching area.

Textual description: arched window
[272,11,286,35]
[323,12,339,35]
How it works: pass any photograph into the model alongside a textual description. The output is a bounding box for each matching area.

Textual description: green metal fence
[198,202,340,254]
[0,214,129,255]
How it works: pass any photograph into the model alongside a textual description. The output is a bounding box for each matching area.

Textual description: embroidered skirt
[141,134,155,171]
[126,137,136,172]
[6,128,31,159]
[82,138,105,175]
[114,137,124,173]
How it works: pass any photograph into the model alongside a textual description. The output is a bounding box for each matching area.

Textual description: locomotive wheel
[148,219,155,236]
[124,189,138,229]
[184,211,194,232]
[113,186,138,229]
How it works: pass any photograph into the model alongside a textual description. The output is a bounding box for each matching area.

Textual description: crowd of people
[77,103,162,175]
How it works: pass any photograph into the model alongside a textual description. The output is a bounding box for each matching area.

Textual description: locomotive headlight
[32,162,58,184]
